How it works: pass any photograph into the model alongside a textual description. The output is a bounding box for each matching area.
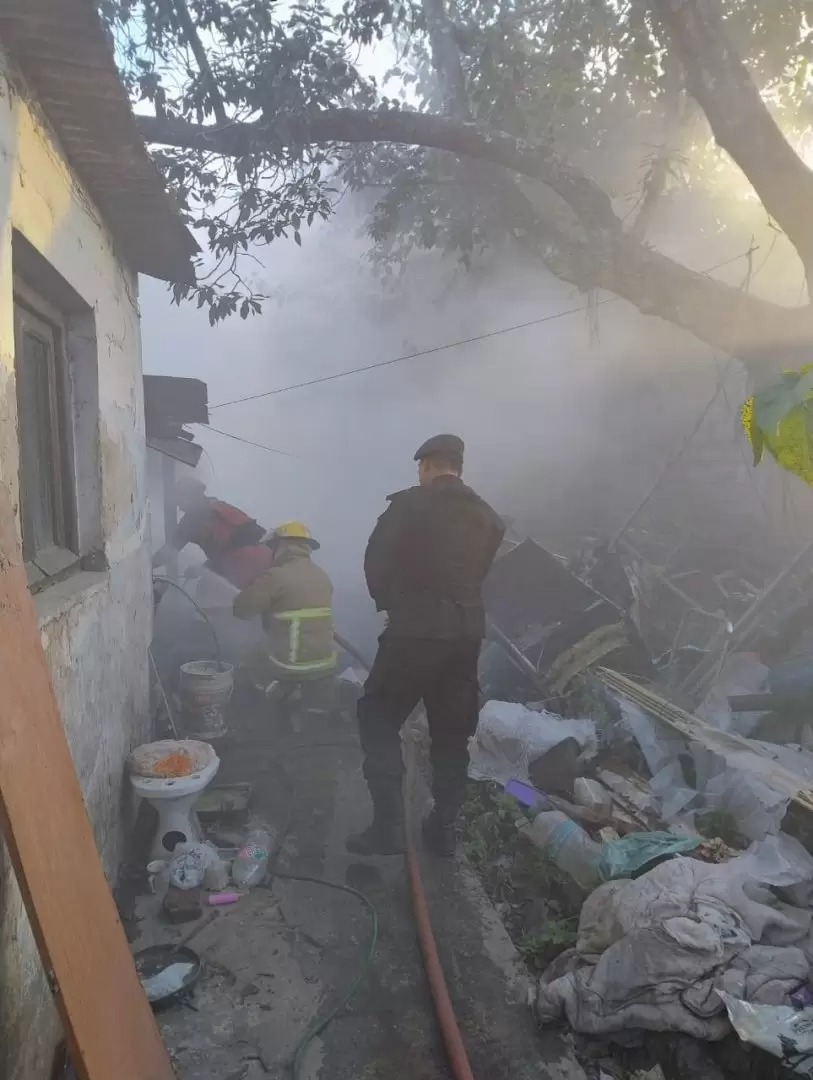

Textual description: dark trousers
[356,632,481,822]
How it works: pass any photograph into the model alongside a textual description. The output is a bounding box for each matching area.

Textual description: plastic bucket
[179,660,234,739]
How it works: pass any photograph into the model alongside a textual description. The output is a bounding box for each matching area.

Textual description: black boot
[422,809,457,858]
[346,790,405,856]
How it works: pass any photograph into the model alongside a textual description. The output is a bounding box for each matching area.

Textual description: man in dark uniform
[347,434,505,858]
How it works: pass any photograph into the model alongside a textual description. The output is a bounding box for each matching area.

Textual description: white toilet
[129,740,220,861]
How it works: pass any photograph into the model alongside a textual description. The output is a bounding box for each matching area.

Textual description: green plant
[518,919,578,970]
[461,784,521,867]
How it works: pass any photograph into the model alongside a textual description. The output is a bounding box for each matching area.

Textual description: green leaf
[753,369,813,435]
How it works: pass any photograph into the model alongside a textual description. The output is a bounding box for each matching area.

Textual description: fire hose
[334,631,477,1080]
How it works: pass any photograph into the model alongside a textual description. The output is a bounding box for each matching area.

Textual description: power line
[612,353,736,544]
[209,299,616,410]
[208,251,753,411]
[201,424,302,458]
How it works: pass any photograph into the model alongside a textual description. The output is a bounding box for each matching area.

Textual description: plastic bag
[617,699,683,774]
[573,778,612,815]
[649,761,698,821]
[719,993,813,1076]
[691,744,789,841]
[734,833,813,896]
[232,829,271,889]
[169,841,225,891]
[598,831,702,881]
[696,653,769,738]
[468,701,596,785]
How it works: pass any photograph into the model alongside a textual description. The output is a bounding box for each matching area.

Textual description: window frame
[13,279,80,588]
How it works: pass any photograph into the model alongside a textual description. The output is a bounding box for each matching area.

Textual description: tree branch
[138,110,619,233]
[654,0,813,286]
[172,0,228,126]
[422,0,470,116]
[536,228,813,382]
[138,109,813,374]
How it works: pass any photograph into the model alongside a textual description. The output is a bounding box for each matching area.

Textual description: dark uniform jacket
[364,475,505,640]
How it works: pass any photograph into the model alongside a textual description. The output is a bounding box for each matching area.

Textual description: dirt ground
[128,689,587,1080]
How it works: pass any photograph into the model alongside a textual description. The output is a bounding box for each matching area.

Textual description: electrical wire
[152,574,223,669]
[203,425,302,458]
[207,250,754,412]
[277,872,378,1079]
[611,354,736,544]
[208,299,617,409]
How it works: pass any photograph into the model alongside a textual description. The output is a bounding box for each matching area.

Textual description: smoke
[141,198,813,655]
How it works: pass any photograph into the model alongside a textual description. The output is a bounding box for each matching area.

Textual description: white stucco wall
[0,53,152,1080]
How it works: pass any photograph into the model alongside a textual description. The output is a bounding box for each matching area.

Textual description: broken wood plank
[0,482,175,1080]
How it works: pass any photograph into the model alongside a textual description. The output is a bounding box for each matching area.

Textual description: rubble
[464,525,813,1074]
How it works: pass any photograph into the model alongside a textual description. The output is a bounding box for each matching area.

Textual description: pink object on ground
[207,891,241,906]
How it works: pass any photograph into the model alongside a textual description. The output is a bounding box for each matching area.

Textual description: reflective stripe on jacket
[233,542,336,677]
[269,607,335,673]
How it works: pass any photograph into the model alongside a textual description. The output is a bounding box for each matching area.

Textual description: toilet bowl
[129,741,220,861]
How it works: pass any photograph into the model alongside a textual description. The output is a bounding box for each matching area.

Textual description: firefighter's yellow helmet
[265,520,320,550]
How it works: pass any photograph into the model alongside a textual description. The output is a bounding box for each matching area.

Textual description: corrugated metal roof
[0,0,198,283]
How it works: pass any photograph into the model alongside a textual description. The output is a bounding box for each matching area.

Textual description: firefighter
[347,434,505,858]
[152,476,273,589]
[232,522,337,714]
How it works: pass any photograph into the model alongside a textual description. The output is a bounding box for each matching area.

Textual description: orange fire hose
[404,733,477,1080]
[333,633,477,1080]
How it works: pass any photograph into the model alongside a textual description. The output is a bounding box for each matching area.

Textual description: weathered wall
[0,54,152,1080]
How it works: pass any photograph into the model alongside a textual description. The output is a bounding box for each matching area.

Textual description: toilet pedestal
[130,750,220,862]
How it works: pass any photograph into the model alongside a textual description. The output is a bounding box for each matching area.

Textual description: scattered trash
[468,700,596,786]
[719,993,813,1076]
[529,738,583,798]
[142,961,197,1002]
[694,837,738,863]
[692,745,790,842]
[208,890,241,906]
[168,841,226,891]
[616,698,682,775]
[147,860,169,894]
[573,777,612,816]
[696,653,769,738]
[504,778,550,810]
[521,811,602,891]
[462,532,813,1074]
[597,831,701,881]
[134,944,201,1006]
[596,769,660,824]
[163,885,203,923]
[649,760,698,822]
[232,829,272,889]
[534,857,811,1039]
[734,832,813,902]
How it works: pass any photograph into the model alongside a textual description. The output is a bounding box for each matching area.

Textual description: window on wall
[12,232,102,592]
[13,298,76,580]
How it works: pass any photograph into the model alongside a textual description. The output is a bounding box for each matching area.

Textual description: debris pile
[468,532,813,1075]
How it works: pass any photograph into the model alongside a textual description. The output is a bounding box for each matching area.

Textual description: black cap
[413,433,465,462]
